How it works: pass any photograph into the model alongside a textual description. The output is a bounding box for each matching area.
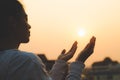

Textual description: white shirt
[0,49,84,80]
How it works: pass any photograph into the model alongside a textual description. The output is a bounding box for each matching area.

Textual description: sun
[78,28,86,37]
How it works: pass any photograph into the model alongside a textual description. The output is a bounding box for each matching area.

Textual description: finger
[89,36,96,49]
[58,49,66,60]
[65,41,77,60]
[61,49,66,54]
[84,43,90,49]
[90,36,96,46]
[85,36,96,54]
[90,36,96,43]
[69,41,78,53]
[85,36,96,50]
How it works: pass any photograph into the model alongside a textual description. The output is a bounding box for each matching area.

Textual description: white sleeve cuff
[69,61,85,75]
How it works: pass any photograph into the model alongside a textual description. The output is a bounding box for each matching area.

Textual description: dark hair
[0,0,24,38]
[0,0,23,17]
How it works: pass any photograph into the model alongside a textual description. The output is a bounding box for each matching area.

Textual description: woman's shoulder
[1,49,43,64]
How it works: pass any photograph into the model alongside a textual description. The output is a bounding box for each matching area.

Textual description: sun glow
[78,28,86,37]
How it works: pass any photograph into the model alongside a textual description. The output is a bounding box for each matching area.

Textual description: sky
[19,0,120,67]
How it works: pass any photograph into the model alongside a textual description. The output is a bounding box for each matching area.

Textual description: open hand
[76,36,96,63]
[58,41,77,62]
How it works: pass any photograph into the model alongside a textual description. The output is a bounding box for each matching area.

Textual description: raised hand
[76,36,96,63]
[58,41,78,62]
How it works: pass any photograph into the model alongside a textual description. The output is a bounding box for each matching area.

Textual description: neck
[0,40,20,51]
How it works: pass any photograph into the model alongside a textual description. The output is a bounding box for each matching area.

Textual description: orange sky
[19,0,120,67]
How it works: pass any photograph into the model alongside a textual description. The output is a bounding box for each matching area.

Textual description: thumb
[61,49,66,55]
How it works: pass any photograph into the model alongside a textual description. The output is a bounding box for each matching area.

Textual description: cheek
[13,21,30,40]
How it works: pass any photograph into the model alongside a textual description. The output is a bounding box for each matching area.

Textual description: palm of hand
[58,41,77,62]
[76,36,96,63]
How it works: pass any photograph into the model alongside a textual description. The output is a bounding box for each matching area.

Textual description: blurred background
[19,0,120,68]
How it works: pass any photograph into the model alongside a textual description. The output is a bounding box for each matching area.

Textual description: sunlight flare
[78,28,86,37]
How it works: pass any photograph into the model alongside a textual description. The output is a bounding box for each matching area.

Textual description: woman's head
[0,0,31,43]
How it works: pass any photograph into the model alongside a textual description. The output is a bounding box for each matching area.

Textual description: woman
[0,0,96,80]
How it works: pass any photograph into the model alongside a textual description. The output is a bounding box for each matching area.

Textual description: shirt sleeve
[50,60,68,80]
[50,60,85,80]
[65,61,85,80]
[7,53,52,80]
